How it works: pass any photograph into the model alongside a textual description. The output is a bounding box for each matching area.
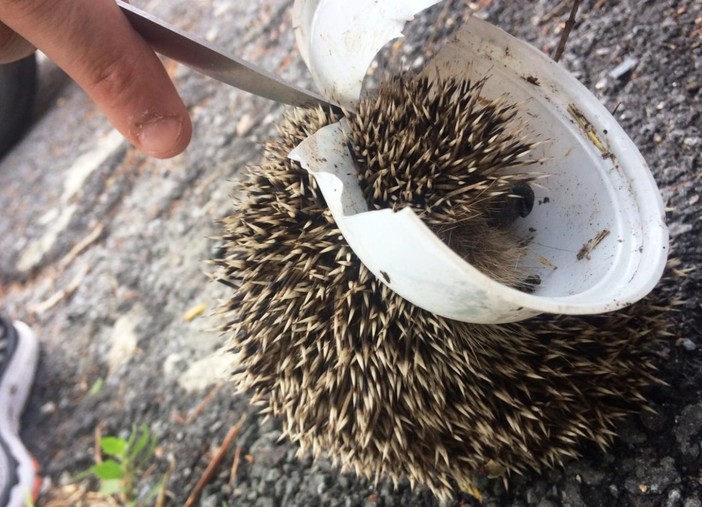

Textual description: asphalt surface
[1,0,700,506]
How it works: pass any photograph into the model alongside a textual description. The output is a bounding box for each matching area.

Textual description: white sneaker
[0,317,40,507]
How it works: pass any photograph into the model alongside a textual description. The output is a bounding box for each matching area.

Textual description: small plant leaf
[126,423,139,449]
[72,468,93,482]
[98,478,124,496]
[88,377,104,396]
[129,424,151,461]
[90,459,125,480]
[142,432,159,464]
[100,436,127,458]
[78,423,164,505]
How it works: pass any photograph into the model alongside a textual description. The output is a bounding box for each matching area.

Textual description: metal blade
[116,0,337,110]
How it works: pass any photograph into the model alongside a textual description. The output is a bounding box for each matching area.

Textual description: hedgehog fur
[348,75,536,286]
[216,75,667,503]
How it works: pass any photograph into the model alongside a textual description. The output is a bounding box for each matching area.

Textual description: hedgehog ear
[291,0,440,109]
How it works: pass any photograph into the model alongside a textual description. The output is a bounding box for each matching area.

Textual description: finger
[0,21,35,63]
[0,0,192,158]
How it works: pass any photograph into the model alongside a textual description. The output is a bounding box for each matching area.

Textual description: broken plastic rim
[290,10,668,324]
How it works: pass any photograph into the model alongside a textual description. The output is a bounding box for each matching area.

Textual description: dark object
[488,181,536,229]
[511,181,535,217]
[0,55,37,160]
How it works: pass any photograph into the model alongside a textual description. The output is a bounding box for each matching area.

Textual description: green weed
[77,424,167,506]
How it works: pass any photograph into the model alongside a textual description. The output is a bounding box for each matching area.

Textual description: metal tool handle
[117,0,337,110]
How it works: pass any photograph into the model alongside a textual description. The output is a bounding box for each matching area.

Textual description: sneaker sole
[0,321,40,507]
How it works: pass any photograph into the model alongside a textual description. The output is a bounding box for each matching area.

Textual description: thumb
[0,20,35,63]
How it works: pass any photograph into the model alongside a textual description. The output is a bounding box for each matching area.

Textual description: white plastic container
[290,2,669,324]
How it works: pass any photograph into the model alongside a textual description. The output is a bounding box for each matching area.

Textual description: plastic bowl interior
[291,14,668,324]
[417,17,669,319]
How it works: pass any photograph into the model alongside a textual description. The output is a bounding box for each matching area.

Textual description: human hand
[0,0,192,158]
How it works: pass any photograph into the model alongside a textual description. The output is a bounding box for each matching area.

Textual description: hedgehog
[216,72,668,503]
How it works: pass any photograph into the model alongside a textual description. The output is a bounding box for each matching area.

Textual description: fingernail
[136,116,183,157]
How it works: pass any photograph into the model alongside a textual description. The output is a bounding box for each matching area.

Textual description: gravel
[1,0,700,506]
